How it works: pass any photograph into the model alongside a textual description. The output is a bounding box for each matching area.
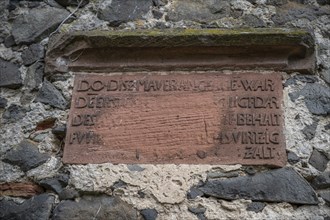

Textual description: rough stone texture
[52,124,66,140]
[309,149,329,172]
[25,62,44,91]
[22,44,44,66]
[2,104,27,123]
[287,151,300,165]
[58,188,79,200]
[0,194,55,220]
[0,97,8,108]
[0,58,22,89]
[52,195,140,220]
[97,0,153,26]
[312,172,330,189]
[35,80,68,110]
[3,139,50,172]
[319,191,330,206]
[39,174,69,194]
[55,0,89,7]
[12,6,70,44]
[140,208,158,220]
[246,202,266,213]
[290,83,330,116]
[302,118,319,140]
[199,167,319,204]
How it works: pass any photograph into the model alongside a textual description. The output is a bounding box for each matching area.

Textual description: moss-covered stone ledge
[45,28,315,74]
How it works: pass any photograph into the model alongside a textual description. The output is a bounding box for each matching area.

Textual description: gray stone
[4,35,15,48]
[153,0,167,6]
[97,0,153,26]
[287,151,300,165]
[243,14,266,27]
[111,180,127,190]
[12,6,70,44]
[167,0,230,23]
[52,124,66,140]
[188,206,206,214]
[3,139,50,172]
[266,0,287,5]
[0,97,8,108]
[127,164,145,172]
[0,58,22,89]
[317,0,330,5]
[0,194,55,220]
[245,166,257,175]
[246,202,266,213]
[321,70,330,85]
[309,149,329,172]
[272,7,328,26]
[2,104,27,123]
[312,172,330,189]
[325,123,330,130]
[22,44,44,66]
[54,0,89,7]
[302,118,319,140]
[35,80,68,110]
[289,83,330,116]
[284,75,318,87]
[52,195,139,220]
[207,171,239,179]
[140,208,158,220]
[319,191,330,206]
[25,62,44,91]
[198,167,319,205]
[59,188,79,200]
[39,174,69,194]
[187,186,204,199]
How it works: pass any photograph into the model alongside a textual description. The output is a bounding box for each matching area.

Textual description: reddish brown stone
[0,182,44,198]
[63,72,287,167]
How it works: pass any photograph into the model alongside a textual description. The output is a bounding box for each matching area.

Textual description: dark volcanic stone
[0,194,55,220]
[59,188,79,200]
[12,6,70,44]
[2,104,27,123]
[140,208,158,220]
[187,186,204,199]
[284,75,318,87]
[55,0,89,7]
[52,195,138,220]
[246,202,266,213]
[3,139,50,172]
[166,0,230,23]
[22,44,44,66]
[35,80,68,110]
[317,0,330,5]
[0,58,22,89]
[266,0,287,5]
[309,149,329,172]
[198,167,319,204]
[52,124,67,139]
[127,164,145,172]
[289,83,330,115]
[312,172,330,189]
[319,191,330,206]
[4,35,16,48]
[0,97,7,108]
[188,206,207,220]
[39,174,69,194]
[287,151,301,165]
[302,118,319,140]
[98,0,153,26]
[243,14,266,27]
[25,62,44,91]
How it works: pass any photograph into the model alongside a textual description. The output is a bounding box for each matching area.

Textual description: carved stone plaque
[64,72,287,166]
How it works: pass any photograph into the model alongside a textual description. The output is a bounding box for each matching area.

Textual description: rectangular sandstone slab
[63,72,287,166]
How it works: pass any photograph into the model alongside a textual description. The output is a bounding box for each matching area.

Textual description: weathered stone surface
[54,0,89,7]
[0,58,22,89]
[317,0,330,5]
[0,194,54,220]
[309,149,329,172]
[167,0,230,23]
[0,97,8,108]
[312,172,330,189]
[289,83,330,115]
[199,167,319,204]
[97,0,153,26]
[52,195,140,220]
[319,191,330,206]
[22,44,44,66]
[2,104,27,123]
[140,208,158,220]
[4,35,15,48]
[302,118,319,140]
[3,139,50,172]
[188,206,207,220]
[0,182,44,198]
[127,164,145,172]
[246,202,266,213]
[12,6,70,44]
[35,80,67,110]
[39,174,69,194]
[243,14,266,27]
[52,124,66,139]
[58,188,79,200]
[25,62,44,91]
[187,186,204,199]
[284,75,318,87]
[287,151,300,165]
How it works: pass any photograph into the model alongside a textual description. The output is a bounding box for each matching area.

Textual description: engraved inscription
[63,72,287,166]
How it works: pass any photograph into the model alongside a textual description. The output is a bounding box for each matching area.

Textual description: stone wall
[0,0,330,219]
